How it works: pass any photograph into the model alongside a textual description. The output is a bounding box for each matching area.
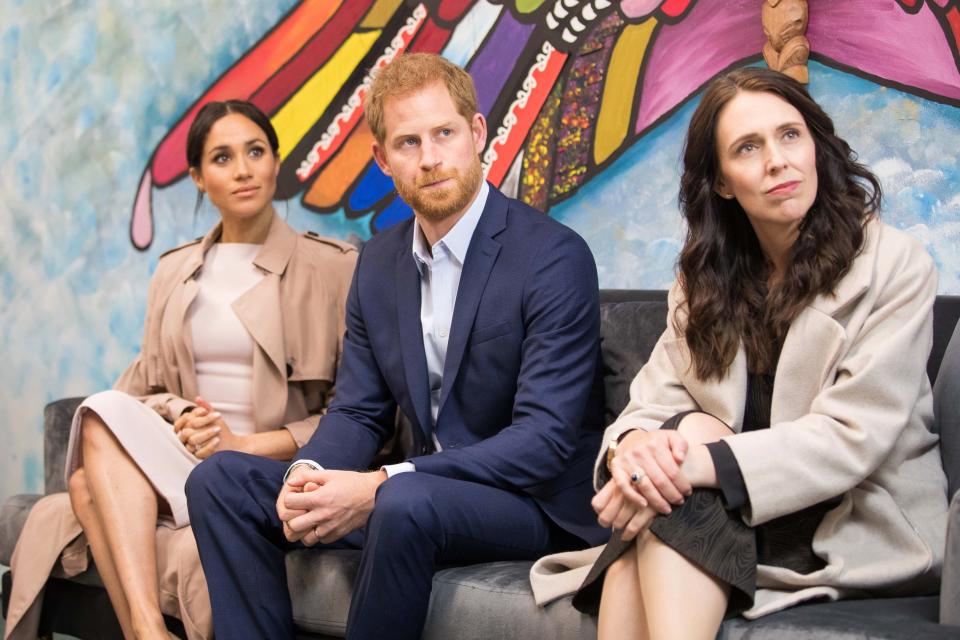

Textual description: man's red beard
[394,159,483,222]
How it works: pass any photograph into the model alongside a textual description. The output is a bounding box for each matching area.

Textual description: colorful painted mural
[130,0,960,246]
[1,1,959,504]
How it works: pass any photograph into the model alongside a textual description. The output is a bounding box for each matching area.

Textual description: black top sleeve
[706,440,750,510]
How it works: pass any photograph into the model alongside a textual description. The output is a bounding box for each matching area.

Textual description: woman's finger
[651,443,692,499]
[611,500,640,531]
[184,411,222,430]
[596,487,625,528]
[620,508,655,542]
[591,480,617,514]
[610,465,653,511]
[193,436,221,459]
[188,425,221,447]
[627,448,685,507]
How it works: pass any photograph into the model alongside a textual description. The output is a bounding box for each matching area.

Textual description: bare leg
[635,529,729,640]
[598,543,648,640]
[79,411,171,639]
[632,412,735,639]
[68,467,135,640]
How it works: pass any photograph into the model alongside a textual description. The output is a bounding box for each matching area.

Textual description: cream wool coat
[5,214,357,640]
[531,220,948,618]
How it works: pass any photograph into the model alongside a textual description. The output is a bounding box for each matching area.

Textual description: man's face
[373,81,486,224]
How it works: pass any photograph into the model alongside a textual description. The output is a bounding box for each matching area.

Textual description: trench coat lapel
[438,190,505,414]
[395,228,433,443]
[165,234,208,399]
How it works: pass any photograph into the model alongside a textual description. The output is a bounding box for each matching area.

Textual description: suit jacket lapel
[438,189,506,413]
[395,229,433,442]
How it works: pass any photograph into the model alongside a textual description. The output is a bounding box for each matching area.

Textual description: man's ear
[471,113,487,155]
[189,167,204,193]
[372,142,392,177]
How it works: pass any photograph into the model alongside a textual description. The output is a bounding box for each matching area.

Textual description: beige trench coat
[531,220,948,618]
[5,214,357,640]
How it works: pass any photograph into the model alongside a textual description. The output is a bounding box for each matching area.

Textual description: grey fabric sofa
[4,289,960,639]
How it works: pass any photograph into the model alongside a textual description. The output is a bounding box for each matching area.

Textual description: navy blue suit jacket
[298,185,607,546]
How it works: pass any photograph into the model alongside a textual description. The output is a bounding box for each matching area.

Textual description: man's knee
[369,473,439,538]
[185,450,250,503]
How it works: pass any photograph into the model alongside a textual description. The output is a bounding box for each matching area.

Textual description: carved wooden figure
[762,0,810,83]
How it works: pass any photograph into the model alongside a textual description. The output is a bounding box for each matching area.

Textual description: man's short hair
[365,53,479,145]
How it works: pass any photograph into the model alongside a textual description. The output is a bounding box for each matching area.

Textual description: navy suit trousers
[186,451,557,640]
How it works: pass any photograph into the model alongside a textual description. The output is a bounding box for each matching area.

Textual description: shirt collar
[412,181,489,273]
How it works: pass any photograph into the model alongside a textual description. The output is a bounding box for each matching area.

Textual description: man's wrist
[284,459,323,483]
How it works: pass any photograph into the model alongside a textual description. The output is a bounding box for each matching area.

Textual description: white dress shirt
[287,182,490,481]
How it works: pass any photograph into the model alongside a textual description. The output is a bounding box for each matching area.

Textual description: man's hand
[280,469,387,545]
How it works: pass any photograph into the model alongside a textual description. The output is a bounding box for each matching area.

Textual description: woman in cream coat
[531,68,947,639]
[6,100,356,640]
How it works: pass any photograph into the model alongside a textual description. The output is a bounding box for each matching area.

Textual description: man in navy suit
[186,53,606,640]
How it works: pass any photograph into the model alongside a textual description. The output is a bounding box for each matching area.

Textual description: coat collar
[179,213,297,283]
[806,217,879,318]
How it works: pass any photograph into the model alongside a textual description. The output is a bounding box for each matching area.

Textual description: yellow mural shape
[272,30,381,160]
[594,18,658,166]
[360,0,405,29]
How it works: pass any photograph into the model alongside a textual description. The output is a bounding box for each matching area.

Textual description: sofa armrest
[940,490,960,624]
[44,397,84,494]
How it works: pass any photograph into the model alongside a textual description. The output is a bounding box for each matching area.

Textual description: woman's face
[189,113,279,224]
[714,90,817,240]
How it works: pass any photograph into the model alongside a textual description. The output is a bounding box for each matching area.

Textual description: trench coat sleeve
[280,244,357,446]
[592,282,699,489]
[724,238,938,526]
[283,413,322,448]
[112,259,195,422]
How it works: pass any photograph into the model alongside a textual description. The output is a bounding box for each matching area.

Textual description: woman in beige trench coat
[531,68,947,639]
[5,100,356,640]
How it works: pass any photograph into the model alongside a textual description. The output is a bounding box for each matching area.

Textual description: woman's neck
[219,207,273,244]
[753,222,799,286]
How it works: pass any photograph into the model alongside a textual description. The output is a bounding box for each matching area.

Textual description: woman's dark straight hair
[677,67,882,380]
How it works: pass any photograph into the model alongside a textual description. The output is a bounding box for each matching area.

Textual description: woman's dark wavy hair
[677,67,881,380]
[186,100,280,212]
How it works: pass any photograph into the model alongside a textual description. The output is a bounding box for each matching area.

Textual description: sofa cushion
[287,549,358,637]
[44,397,83,495]
[0,494,42,566]
[598,299,668,426]
[286,552,597,640]
[423,561,596,640]
[721,596,959,639]
[935,318,960,500]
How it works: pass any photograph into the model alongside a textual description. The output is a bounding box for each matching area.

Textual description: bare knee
[68,468,93,511]
[676,412,733,446]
